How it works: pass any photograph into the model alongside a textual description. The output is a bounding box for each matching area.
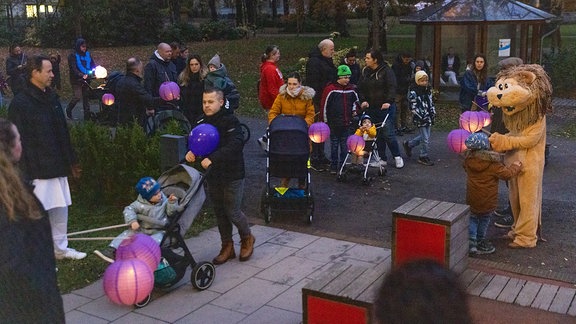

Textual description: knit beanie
[136,177,161,201]
[414,70,428,83]
[337,64,352,77]
[208,54,221,69]
[465,132,490,151]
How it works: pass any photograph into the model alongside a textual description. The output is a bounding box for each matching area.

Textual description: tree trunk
[170,0,181,24]
[271,0,277,19]
[236,0,244,25]
[246,0,255,25]
[334,0,349,37]
[283,0,289,15]
[209,0,218,20]
[367,0,387,53]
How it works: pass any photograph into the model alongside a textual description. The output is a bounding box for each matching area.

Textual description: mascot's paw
[488,132,506,152]
[508,242,534,249]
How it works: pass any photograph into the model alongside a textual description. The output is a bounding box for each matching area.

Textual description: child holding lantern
[463,132,522,255]
[319,65,360,174]
[351,114,377,169]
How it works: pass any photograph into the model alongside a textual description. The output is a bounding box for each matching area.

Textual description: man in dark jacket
[305,39,337,171]
[66,38,97,120]
[144,43,178,111]
[116,57,163,126]
[8,55,86,260]
[392,53,415,135]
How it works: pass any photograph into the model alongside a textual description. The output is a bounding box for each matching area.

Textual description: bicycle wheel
[240,123,250,144]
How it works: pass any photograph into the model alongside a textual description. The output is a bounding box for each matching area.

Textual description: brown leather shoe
[213,241,236,265]
[239,234,255,262]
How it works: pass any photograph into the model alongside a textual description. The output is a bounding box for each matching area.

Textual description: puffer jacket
[123,192,179,232]
[205,64,240,111]
[258,61,284,110]
[463,150,521,215]
[268,84,315,126]
[408,84,436,127]
[357,64,397,123]
[320,82,359,128]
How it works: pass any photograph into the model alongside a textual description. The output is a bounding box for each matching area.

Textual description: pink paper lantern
[103,258,154,305]
[102,93,115,106]
[159,81,180,101]
[116,233,161,272]
[478,110,492,127]
[346,135,365,155]
[447,129,471,153]
[308,122,330,143]
[459,111,484,133]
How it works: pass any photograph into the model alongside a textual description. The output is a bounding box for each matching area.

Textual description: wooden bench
[302,262,388,324]
[392,197,470,274]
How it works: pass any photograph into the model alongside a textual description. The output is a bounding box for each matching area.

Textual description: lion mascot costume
[486,64,552,248]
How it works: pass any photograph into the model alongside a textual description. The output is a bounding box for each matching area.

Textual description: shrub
[200,21,244,41]
[159,23,202,43]
[543,45,576,98]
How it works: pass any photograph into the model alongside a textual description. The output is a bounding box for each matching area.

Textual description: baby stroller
[337,114,388,185]
[260,115,314,224]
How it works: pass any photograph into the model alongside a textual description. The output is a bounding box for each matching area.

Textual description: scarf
[287,86,302,98]
[75,52,92,75]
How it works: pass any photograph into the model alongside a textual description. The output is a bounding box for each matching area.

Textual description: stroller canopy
[268,115,309,156]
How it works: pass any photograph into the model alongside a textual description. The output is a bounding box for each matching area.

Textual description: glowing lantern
[478,110,492,127]
[102,93,115,106]
[94,65,108,79]
[188,124,220,157]
[159,81,180,101]
[116,233,161,272]
[447,129,471,153]
[103,258,154,305]
[459,111,484,133]
[346,135,365,155]
[308,122,330,143]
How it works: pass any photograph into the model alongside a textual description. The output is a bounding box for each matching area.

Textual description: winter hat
[337,64,352,77]
[414,70,428,83]
[208,54,221,69]
[136,177,160,201]
[414,60,426,71]
[465,132,490,151]
[359,114,372,126]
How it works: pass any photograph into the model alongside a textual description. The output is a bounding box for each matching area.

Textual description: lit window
[26,4,54,18]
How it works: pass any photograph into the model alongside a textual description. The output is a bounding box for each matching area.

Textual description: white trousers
[47,206,69,254]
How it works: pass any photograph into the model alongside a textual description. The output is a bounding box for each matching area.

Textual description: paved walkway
[63,225,576,323]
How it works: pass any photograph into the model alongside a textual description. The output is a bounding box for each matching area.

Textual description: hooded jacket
[258,61,284,110]
[357,64,397,123]
[205,64,240,111]
[268,84,315,126]
[408,83,436,127]
[143,51,178,99]
[463,150,522,215]
[67,38,96,84]
[320,82,359,128]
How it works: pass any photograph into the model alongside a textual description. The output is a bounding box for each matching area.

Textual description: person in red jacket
[257,45,284,152]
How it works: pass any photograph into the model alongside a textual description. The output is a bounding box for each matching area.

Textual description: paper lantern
[447,129,471,153]
[116,233,161,272]
[159,81,180,101]
[102,93,115,106]
[103,258,154,305]
[346,135,365,155]
[308,122,330,143]
[188,124,220,157]
[459,111,484,133]
[478,110,492,127]
[94,65,108,79]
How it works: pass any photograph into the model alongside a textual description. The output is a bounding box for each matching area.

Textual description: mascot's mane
[496,64,553,133]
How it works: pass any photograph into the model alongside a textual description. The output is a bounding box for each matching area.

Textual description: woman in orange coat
[268,72,315,126]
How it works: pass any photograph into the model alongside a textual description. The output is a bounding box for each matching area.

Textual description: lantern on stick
[94,65,108,79]
[188,124,220,157]
[478,110,492,127]
[459,111,484,133]
[346,135,365,155]
[116,233,161,272]
[102,258,154,305]
[159,81,180,101]
[447,129,471,153]
[308,122,330,143]
[102,93,115,106]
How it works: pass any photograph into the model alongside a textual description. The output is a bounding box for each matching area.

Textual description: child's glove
[185,151,196,163]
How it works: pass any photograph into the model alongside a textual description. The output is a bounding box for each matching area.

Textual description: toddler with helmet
[463,132,522,256]
[94,176,179,263]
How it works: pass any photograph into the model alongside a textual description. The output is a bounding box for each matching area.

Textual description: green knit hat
[337,65,352,77]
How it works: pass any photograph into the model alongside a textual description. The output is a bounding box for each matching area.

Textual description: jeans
[377,103,401,158]
[67,82,91,116]
[206,178,251,242]
[329,126,349,169]
[407,126,431,157]
[469,212,491,241]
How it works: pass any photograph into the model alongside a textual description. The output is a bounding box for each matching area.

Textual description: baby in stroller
[94,177,179,263]
[351,115,377,169]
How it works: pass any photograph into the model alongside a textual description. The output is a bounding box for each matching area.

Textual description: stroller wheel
[191,261,216,290]
[134,294,151,308]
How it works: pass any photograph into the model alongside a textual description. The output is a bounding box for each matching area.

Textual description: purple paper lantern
[102,93,115,106]
[478,110,492,127]
[159,81,180,101]
[346,135,365,155]
[116,233,161,272]
[308,122,330,143]
[188,124,220,157]
[447,129,471,153]
[103,258,154,305]
[459,111,484,133]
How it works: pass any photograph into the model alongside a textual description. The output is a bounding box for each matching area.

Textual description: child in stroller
[351,114,377,169]
[94,176,180,263]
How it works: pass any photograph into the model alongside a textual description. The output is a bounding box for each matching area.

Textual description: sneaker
[403,141,412,158]
[476,240,496,254]
[469,240,478,255]
[94,247,116,263]
[56,248,87,260]
[394,156,404,169]
[418,156,434,166]
[257,136,268,153]
[494,207,511,218]
[494,215,514,228]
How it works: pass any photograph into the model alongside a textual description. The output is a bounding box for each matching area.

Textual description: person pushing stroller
[94,177,180,263]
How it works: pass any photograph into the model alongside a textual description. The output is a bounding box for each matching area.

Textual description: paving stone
[267,278,312,313]
[531,284,559,311]
[76,295,133,321]
[62,293,93,312]
[267,230,320,249]
[111,312,170,324]
[245,242,299,269]
[337,244,390,264]
[134,288,220,322]
[515,281,542,307]
[211,277,290,315]
[174,304,246,324]
[293,236,355,263]
[467,272,494,296]
[497,278,527,303]
[237,305,301,324]
[207,261,262,293]
[71,280,106,299]
[548,286,576,314]
[459,268,480,287]
[480,274,509,299]
[256,255,325,285]
[568,294,576,316]
[66,310,109,324]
